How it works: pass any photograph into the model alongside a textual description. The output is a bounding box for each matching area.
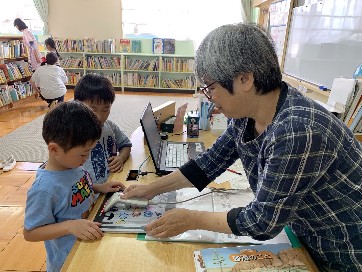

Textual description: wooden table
[62,127,318,272]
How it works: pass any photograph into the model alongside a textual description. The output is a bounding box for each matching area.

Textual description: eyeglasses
[200,81,216,99]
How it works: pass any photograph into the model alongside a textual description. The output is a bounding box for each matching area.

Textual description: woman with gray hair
[124,23,362,272]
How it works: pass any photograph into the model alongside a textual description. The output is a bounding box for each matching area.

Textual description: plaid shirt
[180,83,362,271]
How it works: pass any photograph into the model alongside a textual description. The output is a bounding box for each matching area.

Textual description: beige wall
[48,0,122,39]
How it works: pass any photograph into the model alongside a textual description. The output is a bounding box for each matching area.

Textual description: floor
[0,89,190,271]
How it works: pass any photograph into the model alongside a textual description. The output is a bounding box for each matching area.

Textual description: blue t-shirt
[83,119,132,184]
[24,167,96,272]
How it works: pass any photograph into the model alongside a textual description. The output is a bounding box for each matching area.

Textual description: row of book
[162,58,195,72]
[58,55,193,73]
[54,38,116,53]
[0,40,27,59]
[59,57,84,69]
[160,75,196,89]
[124,57,159,71]
[123,73,159,88]
[54,38,144,54]
[120,39,142,53]
[83,38,116,53]
[85,72,122,87]
[0,61,32,83]
[85,56,121,70]
[65,71,82,85]
[0,82,33,107]
[121,38,178,54]
[152,38,176,54]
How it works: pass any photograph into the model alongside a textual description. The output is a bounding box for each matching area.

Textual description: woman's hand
[144,208,197,238]
[122,184,158,200]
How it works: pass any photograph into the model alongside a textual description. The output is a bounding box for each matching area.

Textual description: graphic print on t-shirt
[71,171,94,207]
[91,136,117,182]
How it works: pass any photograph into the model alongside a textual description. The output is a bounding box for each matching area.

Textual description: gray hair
[195,22,282,95]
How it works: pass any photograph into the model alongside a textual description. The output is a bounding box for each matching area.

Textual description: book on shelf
[349,103,362,132]
[194,243,309,272]
[153,38,164,54]
[163,38,175,54]
[120,39,131,53]
[131,40,142,53]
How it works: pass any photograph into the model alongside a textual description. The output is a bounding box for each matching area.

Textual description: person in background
[13,18,41,71]
[74,74,132,184]
[30,52,67,109]
[23,101,125,271]
[123,23,362,272]
[41,37,60,66]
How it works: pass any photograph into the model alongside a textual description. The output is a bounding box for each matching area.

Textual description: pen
[227,168,243,175]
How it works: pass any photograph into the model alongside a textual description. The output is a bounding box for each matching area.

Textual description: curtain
[241,0,252,21]
[33,0,49,34]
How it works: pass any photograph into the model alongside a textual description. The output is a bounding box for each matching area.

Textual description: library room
[0,0,361,271]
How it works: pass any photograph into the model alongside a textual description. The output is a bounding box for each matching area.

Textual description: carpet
[0,94,198,162]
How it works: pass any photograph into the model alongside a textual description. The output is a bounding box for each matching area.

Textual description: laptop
[140,102,205,175]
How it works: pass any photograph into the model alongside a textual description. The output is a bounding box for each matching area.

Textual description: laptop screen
[140,103,162,170]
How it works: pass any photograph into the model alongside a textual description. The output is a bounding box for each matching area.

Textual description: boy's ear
[48,142,61,154]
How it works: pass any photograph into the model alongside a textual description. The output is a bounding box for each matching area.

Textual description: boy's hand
[93,181,125,194]
[68,219,103,240]
[108,155,125,172]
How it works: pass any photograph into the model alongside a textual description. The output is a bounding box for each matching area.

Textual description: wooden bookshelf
[0,36,35,111]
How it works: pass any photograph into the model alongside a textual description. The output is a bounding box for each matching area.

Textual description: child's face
[83,100,111,125]
[54,140,97,169]
[45,44,54,51]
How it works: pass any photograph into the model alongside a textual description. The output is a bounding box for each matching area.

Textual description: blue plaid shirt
[180,83,362,271]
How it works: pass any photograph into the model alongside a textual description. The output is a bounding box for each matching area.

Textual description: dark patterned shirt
[180,82,362,271]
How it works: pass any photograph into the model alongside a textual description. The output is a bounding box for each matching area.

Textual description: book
[131,40,142,53]
[153,38,164,54]
[349,103,362,132]
[163,38,175,54]
[195,243,309,272]
[120,39,131,53]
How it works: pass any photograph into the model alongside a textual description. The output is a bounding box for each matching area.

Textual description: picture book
[120,39,131,53]
[153,38,164,54]
[163,38,175,54]
[131,39,142,53]
[94,191,177,233]
[196,243,309,272]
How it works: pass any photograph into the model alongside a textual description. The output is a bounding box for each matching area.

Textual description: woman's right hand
[122,184,157,200]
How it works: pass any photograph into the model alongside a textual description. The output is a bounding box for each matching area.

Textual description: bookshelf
[54,38,197,93]
[0,36,35,111]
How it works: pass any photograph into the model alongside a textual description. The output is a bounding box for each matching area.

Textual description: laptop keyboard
[165,143,188,168]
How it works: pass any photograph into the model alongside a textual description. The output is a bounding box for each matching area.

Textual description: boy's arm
[108,146,131,173]
[118,146,131,163]
[23,219,103,242]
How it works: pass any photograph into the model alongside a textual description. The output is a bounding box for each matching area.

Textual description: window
[0,0,44,35]
[122,0,243,49]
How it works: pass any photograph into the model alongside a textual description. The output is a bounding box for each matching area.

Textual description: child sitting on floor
[23,101,125,271]
[74,74,132,184]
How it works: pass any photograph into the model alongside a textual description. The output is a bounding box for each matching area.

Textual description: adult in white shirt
[30,52,67,108]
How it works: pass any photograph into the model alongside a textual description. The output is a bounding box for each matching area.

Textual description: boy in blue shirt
[74,74,132,184]
[24,101,125,272]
